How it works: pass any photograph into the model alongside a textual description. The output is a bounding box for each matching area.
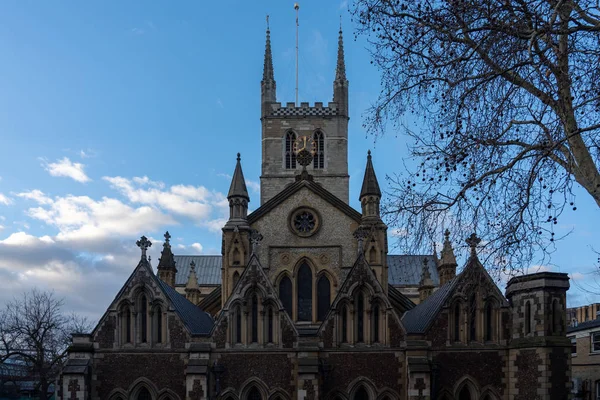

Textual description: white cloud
[0,193,13,205]
[0,225,4,231]
[0,232,54,246]
[103,176,220,222]
[191,243,203,253]
[16,189,53,205]
[247,180,260,193]
[42,157,91,183]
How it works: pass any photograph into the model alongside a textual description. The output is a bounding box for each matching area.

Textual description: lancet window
[297,263,313,321]
[285,131,297,169]
[313,130,324,169]
[317,275,331,321]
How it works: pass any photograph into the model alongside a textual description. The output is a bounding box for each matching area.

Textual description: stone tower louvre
[260,26,350,205]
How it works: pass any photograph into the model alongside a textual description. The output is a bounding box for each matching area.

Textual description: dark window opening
[354,387,369,400]
[247,387,262,400]
[268,308,273,343]
[156,307,162,343]
[235,306,242,344]
[317,275,331,321]
[454,303,460,342]
[485,303,493,341]
[313,131,324,169]
[459,386,472,400]
[141,295,148,343]
[357,293,364,343]
[525,302,532,334]
[469,294,477,341]
[373,304,380,343]
[126,309,132,343]
[342,307,348,343]
[279,276,293,317]
[297,263,313,321]
[285,131,297,169]
[137,388,151,400]
[251,295,258,343]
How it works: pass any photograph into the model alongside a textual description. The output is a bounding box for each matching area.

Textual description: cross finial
[266,14,270,30]
[353,227,369,255]
[190,260,196,271]
[466,233,481,257]
[164,231,171,244]
[237,152,241,162]
[444,228,451,240]
[136,236,152,260]
[250,229,264,256]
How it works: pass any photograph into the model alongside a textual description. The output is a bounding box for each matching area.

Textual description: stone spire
[438,229,457,286]
[226,153,250,227]
[360,150,382,199]
[359,151,382,222]
[261,18,276,114]
[333,24,349,116]
[185,261,201,305]
[335,24,346,82]
[157,231,177,288]
[419,258,435,302]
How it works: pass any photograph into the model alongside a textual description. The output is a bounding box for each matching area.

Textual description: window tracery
[285,131,297,169]
[313,130,324,169]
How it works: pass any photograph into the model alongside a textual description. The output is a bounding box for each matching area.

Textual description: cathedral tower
[259,25,350,204]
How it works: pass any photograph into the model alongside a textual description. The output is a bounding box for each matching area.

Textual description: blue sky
[0,1,598,319]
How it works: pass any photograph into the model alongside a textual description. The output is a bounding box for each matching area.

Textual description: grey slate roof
[174,255,440,288]
[174,255,221,286]
[567,318,600,333]
[388,255,439,286]
[401,277,458,334]
[158,279,214,335]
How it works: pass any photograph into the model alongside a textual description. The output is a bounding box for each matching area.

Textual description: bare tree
[0,289,93,400]
[351,0,600,273]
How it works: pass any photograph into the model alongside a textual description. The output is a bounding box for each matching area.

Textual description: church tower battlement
[260,24,350,205]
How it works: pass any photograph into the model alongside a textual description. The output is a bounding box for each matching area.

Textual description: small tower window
[525,302,532,334]
[317,275,331,321]
[285,131,297,169]
[154,306,163,344]
[313,130,324,169]
[279,276,293,316]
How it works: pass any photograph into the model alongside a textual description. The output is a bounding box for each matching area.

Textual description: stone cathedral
[59,24,572,400]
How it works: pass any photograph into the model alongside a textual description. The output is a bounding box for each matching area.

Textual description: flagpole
[294,3,299,106]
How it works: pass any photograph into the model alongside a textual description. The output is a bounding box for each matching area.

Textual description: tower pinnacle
[335,25,347,82]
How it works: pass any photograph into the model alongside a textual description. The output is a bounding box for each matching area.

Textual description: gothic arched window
[279,276,293,317]
[354,387,369,400]
[373,304,380,343]
[485,302,493,341]
[552,299,561,333]
[469,294,477,341]
[341,305,348,343]
[357,292,365,343]
[153,305,163,344]
[251,294,258,343]
[247,387,262,400]
[137,387,151,400]
[297,263,313,321]
[313,130,324,169]
[232,271,240,288]
[317,275,331,321]
[235,305,242,344]
[121,305,132,344]
[140,295,148,343]
[525,302,532,334]
[285,131,297,169]
[454,302,461,342]
[267,307,274,343]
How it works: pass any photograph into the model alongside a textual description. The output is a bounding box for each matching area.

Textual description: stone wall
[215,353,293,394]
[93,353,186,400]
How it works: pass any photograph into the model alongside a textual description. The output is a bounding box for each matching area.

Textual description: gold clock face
[293,135,315,154]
